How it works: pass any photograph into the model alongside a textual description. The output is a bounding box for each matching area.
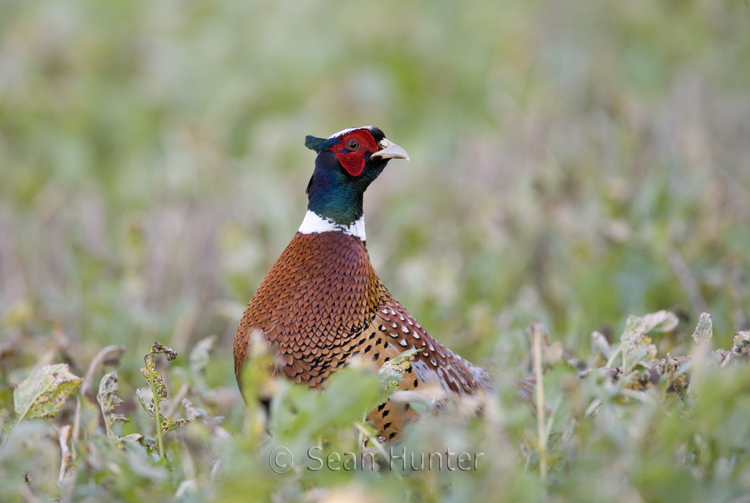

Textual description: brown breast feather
[233,231,493,439]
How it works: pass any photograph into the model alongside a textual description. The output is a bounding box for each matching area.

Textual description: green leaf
[724,330,750,365]
[136,389,191,434]
[140,342,176,403]
[636,310,680,335]
[591,331,612,360]
[691,312,713,346]
[13,364,82,421]
[97,371,129,437]
[619,312,675,373]
[371,349,418,410]
[0,409,8,433]
[189,335,217,396]
[135,386,193,435]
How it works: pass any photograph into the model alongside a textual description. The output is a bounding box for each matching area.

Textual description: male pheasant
[234,126,494,441]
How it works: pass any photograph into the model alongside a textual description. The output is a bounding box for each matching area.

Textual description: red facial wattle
[334,130,379,177]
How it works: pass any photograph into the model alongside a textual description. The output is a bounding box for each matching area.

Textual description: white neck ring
[297,210,366,240]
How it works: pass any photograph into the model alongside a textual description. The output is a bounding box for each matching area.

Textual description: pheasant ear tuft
[305,135,328,153]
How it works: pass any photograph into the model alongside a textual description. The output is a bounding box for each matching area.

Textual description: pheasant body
[234,126,492,440]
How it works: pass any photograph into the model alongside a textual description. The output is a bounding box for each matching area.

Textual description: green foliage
[692,312,713,346]
[372,348,418,410]
[136,343,192,459]
[13,364,82,422]
[189,335,218,398]
[97,371,129,438]
[0,314,749,501]
[617,310,677,372]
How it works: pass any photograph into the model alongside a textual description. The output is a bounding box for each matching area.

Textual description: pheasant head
[301,126,409,237]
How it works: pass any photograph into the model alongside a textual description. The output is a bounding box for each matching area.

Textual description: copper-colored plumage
[234,231,492,441]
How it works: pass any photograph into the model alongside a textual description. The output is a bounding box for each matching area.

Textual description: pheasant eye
[346,140,359,151]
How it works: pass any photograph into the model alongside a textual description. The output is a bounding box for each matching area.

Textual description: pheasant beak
[371,139,410,161]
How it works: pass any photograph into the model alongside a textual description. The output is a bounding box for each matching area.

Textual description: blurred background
[1,0,749,392]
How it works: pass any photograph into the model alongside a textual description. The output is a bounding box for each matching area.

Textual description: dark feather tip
[305,135,328,153]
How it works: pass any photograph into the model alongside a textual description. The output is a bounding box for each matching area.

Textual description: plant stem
[606,344,622,368]
[532,323,547,480]
[150,378,165,460]
[100,398,112,438]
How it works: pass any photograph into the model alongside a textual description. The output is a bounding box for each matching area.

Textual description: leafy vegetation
[1,0,749,501]
[3,313,750,502]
